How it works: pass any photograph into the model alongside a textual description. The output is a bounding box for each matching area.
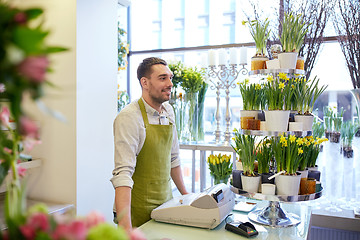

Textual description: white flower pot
[288,122,303,131]
[275,173,301,196]
[241,173,261,193]
[266,59,281,69]
[297,169,309,179]
[294,114,314,131]
[264,110,290,132]
[240,110,259,119]
[278,52,298,69]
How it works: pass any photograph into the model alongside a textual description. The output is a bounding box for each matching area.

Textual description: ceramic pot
[261,172,275,184]
[308,170,321,181]
[264,110,290,132]
[297,169,309,179]
[275,173,301,196]
[288,122,303,131]
[232,170,243,189]
[240,110,260,130]
[241,173,261,193]
[261,183,276,195]
[251,56,268,71]
[296,56,304,70]
[294,114,314,131]
[278,52,298,69]
[266,59,280,69]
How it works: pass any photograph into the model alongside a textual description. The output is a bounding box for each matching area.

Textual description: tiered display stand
[231,130,323,227]
[234,68,322,227]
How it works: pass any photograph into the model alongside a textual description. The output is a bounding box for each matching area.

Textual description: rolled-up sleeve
[110,107,143,189]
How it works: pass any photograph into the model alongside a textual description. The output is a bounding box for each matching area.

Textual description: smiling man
[111,57,189,232]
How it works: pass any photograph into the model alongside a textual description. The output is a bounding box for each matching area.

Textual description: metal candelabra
[207,63,248,145]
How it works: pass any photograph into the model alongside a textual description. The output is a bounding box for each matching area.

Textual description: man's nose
[167,77,173,87]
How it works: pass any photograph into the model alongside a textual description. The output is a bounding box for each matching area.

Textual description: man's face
[144,64,173,104]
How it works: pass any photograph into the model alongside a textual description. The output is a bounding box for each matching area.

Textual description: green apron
[131,99,173,227]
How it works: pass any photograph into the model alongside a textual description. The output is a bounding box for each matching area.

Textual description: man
[111,57,189,232]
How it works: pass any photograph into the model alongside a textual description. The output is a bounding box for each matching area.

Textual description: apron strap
[138,99,149,126]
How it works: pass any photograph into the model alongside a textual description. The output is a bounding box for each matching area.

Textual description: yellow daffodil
[279,82,285,89]
[266,75,274,82]
[242,20,247,26]
[280,135,287,143]
[255,84,261,90]
[278,72,289,80]
[289,135,296,143]
[296,138,304,145]
[244,79,250,85]
[298,148,303,155]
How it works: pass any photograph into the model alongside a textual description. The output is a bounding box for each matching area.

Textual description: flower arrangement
[117,84,129,112]
[118,24,129,71]
[232,129,259,176]
[207,153,232,184]
[256,138,272,174]
[0,2,68,228]
[2,203,136,240]
[238,79,263,111]
[243,18,270,56]
[293,76,327,115]
[280,12,309,53]
[303,136,328,169]
[263,73,294,110]
[0,3,144,239]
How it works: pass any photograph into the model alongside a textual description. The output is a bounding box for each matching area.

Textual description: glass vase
[213,175,230,185]
[181,92,198,143]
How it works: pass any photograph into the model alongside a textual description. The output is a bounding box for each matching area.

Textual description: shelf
[230,185,323,203]
[239,129,312,137]
[249,69,305,75]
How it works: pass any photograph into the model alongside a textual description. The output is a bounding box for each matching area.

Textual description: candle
[218,48,227,65]
[208,49,217,66]
[229,48,238,65]
[239,47,247,65]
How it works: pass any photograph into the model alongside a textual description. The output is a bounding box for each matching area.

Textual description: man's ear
[140,77,148,89]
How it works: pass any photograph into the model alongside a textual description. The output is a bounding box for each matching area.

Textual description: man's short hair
[137,57,167,82]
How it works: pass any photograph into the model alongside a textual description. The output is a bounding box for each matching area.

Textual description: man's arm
[115,186,132,233]
[171,166,189,195]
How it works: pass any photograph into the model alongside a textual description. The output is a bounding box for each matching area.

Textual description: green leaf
[24,8,43,20]
[13,26,49,54]
[45,46,69,54]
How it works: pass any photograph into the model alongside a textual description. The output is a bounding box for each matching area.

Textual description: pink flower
[28,213,50,232]
[3,147,12,154]
[130,228,147,240]
[18,56,49,83]
[19,225,36,239]
[0,106,10,127]
[19,116,39,139]
[68,220,87,240]
[14,12,27,24]
[84,211,105,228]
[52,224,70,240]
[18,165,27,178]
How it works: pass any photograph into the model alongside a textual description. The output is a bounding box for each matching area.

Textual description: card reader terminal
[225,221,258,238]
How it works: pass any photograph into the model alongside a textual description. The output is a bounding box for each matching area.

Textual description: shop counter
[140,201,312,240]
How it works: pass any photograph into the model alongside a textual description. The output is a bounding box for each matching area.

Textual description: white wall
[76,0,118,221]
[16,0,117,222]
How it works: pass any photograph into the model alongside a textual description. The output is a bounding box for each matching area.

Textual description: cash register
[151,183,235,229]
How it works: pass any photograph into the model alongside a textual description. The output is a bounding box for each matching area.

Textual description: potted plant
[207,153,233,184]
[232,129,261,193]
[271,135,303,195]
[279,12,309,69]
[306,137,328,181]
[323,106,334,139]
[238,79,263,130]
[341,121,357,158]
[243,19,270,71]
[294,76,328,131]
[331,107,344,143]
[256,138,274,185]
[263,73,294,132]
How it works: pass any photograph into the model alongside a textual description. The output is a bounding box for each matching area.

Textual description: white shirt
[110,98,180,189]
